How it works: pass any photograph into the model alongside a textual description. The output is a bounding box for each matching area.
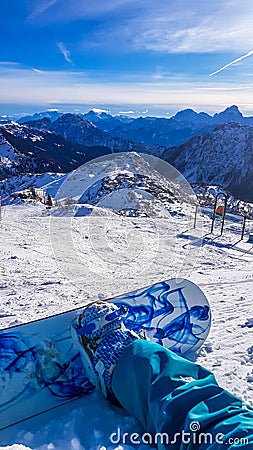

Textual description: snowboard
[0,278,211,430]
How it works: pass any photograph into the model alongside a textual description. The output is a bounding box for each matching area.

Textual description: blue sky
[1,0,253,117]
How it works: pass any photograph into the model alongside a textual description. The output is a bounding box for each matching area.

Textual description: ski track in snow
[0,203,252,450]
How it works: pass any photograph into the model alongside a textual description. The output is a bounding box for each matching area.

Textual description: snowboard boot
[74,301,143,400]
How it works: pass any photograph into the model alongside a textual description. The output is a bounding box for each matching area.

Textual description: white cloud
[0,61,19,66]
[1,65,253,114]
[91,108,110,114]
[57,42,74,66]
[23,0,253,61]
[119,110,135,114]
[24,0,253,58]
[78,1,253,55]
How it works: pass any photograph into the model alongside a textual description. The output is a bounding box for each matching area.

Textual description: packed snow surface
[0,202,252,449]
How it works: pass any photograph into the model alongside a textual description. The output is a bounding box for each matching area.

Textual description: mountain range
[105,105,253,148]
[24,114,162,155]
[17,105,253,148]
[0,105,253,203]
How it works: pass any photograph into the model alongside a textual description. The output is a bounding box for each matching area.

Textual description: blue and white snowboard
[0,278,211,430]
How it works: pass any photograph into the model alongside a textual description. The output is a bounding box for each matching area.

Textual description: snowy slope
[0,173,65,204]
[49,152,195,217]
[0,128,36,180]
[0,198,252,449]
[0,122,113,185]
[0,152,252,450]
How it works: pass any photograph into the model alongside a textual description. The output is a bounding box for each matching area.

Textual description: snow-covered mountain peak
[53,152,195,218]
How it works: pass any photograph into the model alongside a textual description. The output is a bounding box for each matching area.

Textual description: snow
[1,173,65,204]
[0,198,252,449]
[0,139,16,161]
[0,152,252,448]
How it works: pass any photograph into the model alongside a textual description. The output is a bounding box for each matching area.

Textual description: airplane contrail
[209,50,253,76]
[28,0,58,20]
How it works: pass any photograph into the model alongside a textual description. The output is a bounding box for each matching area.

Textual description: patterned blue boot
[75,301,141,399]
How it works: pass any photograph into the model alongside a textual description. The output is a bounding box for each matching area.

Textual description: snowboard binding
[74,301,142,399]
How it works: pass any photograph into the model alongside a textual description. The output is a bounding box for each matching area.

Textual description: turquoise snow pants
[112,340,253,449]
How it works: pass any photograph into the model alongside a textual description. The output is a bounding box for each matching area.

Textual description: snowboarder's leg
[75,301,253,449]
[112,340,253,449]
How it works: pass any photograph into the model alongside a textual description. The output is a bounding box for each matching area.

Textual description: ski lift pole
[0,196,2,221]
[193,204,198,229]
[220,195,228,236]
[211,196,219,233]
[241,215,247,240]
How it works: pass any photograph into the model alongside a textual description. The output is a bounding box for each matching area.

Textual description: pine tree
[46,194,53,207]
